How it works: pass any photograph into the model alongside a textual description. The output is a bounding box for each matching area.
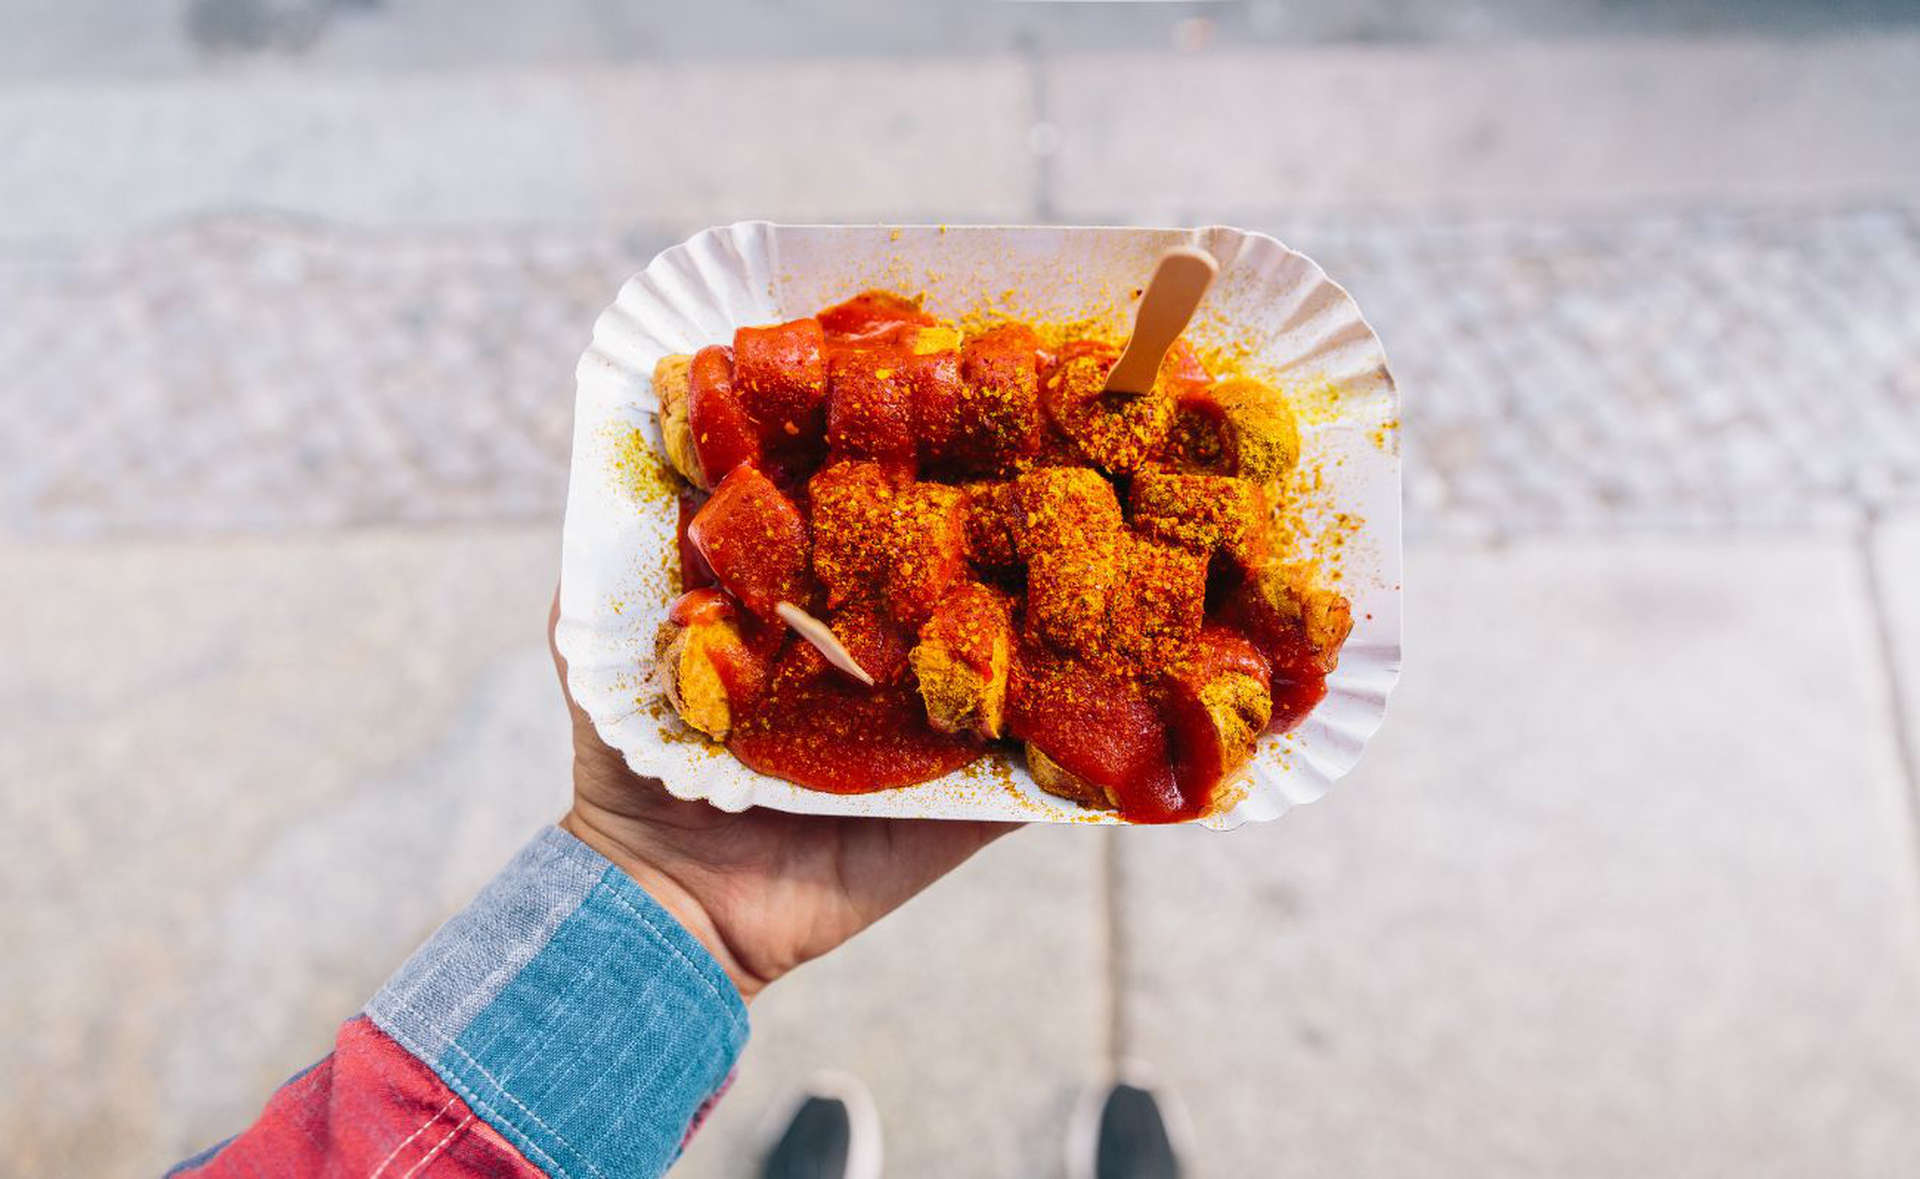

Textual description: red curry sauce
[729,642,979,793]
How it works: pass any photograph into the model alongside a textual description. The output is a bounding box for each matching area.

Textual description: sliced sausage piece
[1228,559,1354,677]
[687,345,763,485]
[825,349,916,470]
[733,317,828,444]
[884,482,970,628]
[808,462,967,627]
[1009,640,1181,820]
[686,465,811,623]
[1025,743,1115,811]
[1163,626,1274,804]
[828,599,914,686]
[654,353,705,487]
[953,324,1047,474]
[911,582,1014,739]
[1128,467,1264,562]
[654,589,770,740]
[817,289,937,336]
[809,460,896,609]
[1158,375,1300,483]
[1041,343,1175,475]
[1012,468,1125,656]
[1103,537,1207,670]
[960,480,1023,569]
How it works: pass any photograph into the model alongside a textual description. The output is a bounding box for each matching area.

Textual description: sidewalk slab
[0,57,1033,246]
[1046,36,1920,222]
[1117,535,1920,1178]
[581,58,1034,229]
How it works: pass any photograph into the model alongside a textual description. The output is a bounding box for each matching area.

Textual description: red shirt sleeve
[172,1016,546,1178]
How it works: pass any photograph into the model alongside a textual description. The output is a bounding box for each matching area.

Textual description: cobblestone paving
[2,220,666,536]
[6,209,1917,540]
[1279,208,1920,537]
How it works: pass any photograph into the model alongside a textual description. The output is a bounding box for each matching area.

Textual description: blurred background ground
[4,2,1920,1176]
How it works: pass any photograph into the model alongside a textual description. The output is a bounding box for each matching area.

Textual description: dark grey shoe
[760,1072,882,1179]
[1069,1071,1190,1179]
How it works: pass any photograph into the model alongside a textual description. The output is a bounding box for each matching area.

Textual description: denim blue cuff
[366,826,749,1178]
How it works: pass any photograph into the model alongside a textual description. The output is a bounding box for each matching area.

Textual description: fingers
[957,819,1024,854]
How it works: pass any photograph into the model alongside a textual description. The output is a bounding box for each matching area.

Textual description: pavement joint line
[1100,827,1129,1076]
[1020,34,1055,224]
[1861,509,1920,894]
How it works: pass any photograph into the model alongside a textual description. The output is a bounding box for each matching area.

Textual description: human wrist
[558,807,766,1002]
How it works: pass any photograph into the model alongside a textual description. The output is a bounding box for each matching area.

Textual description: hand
[549,590,1017,1001]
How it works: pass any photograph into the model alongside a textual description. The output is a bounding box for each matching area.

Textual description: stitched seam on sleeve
[372,1007,582,1179]
[369,1096,459,1179]
[403,1113,474,1179]
[434,1034,606,1179]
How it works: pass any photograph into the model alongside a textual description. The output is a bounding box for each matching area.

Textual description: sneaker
[759,1071,882,1179]
[1067,1066,1191,1179]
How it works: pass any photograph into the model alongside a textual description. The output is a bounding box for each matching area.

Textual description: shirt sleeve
[171,825,751,1178]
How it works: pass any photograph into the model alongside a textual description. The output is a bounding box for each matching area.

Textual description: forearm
[173,826,750,1178]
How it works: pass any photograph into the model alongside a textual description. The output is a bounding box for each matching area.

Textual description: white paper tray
[555,222,1401,828]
